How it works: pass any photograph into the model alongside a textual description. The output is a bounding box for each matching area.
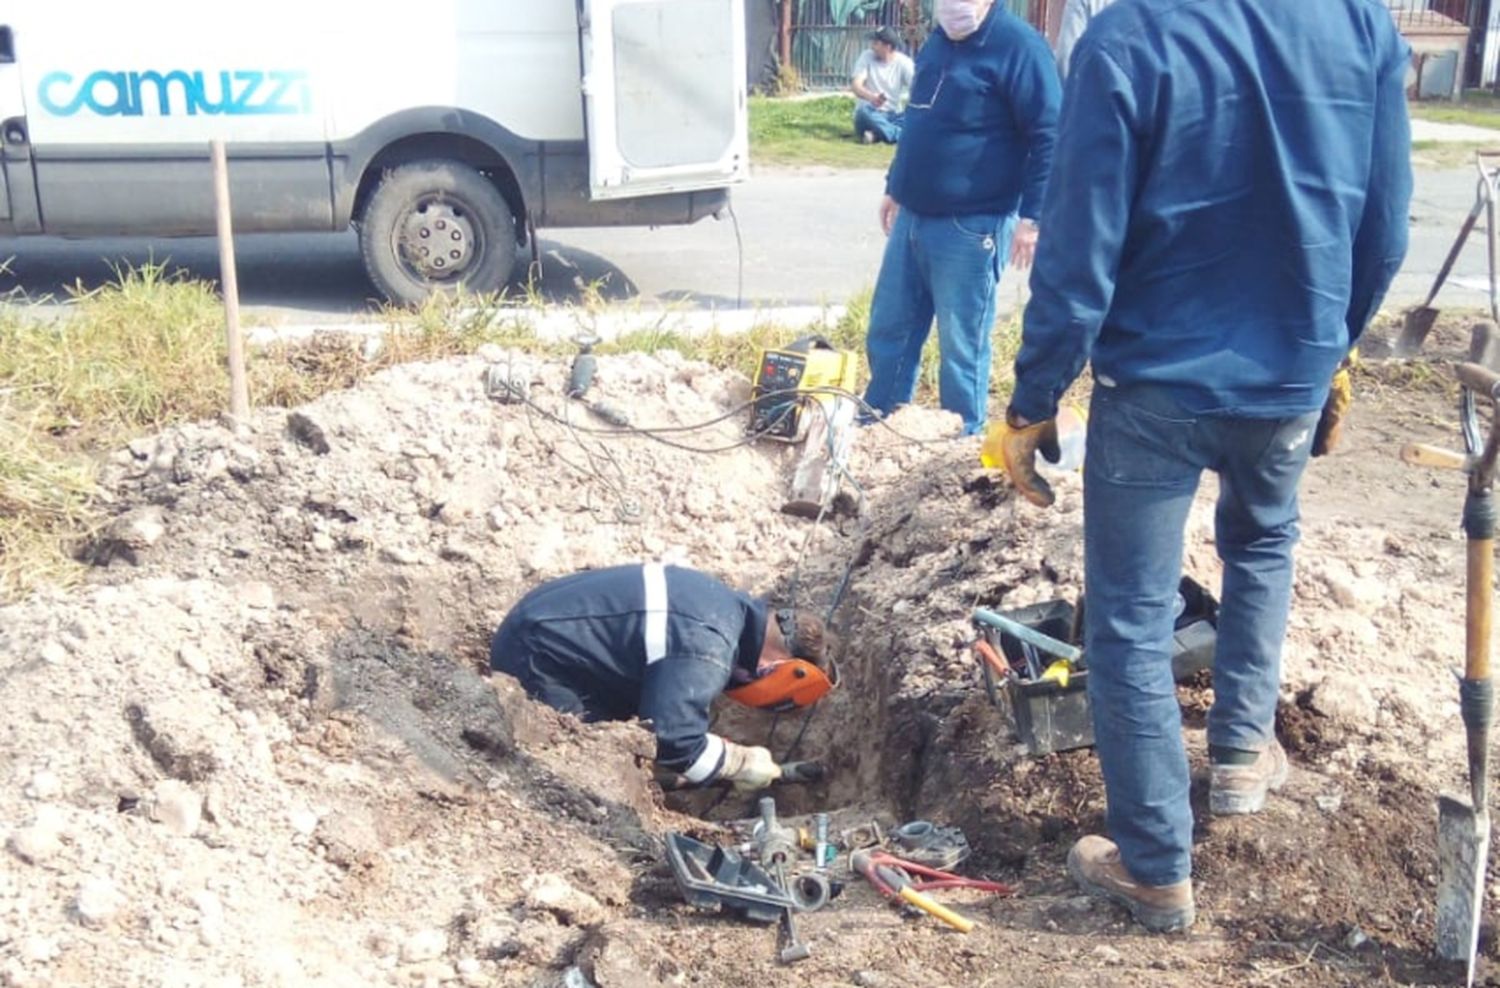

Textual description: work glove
[1312,353,1357,458]
[719,742,782,792]
[997,409,1062,508]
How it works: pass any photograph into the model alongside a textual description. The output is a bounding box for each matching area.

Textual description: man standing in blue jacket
[999,0,1412,932]
[490,564,833,790]
[861,0,1060,436]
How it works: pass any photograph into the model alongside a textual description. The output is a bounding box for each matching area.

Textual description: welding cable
[513,355,644,523]
[775,396,876,765]
[513,388,801,454]
[505,382,948,450]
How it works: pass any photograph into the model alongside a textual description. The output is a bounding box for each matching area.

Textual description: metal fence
[791,0,1035,90]
[1387,0,1472,27]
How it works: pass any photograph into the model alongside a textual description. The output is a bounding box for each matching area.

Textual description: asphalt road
[0,167,889,322]
[0,163,1488,323]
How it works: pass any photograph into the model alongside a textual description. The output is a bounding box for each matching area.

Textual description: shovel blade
[1396,307,1441,357]
[1437,793,1490,982]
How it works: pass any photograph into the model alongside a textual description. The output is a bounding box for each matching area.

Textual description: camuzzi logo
[37,70,312,117]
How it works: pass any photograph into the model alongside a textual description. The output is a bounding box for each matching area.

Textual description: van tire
[358,159,519,306]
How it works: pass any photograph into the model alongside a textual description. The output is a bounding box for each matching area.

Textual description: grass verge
[0,411,98,594]
[0,264,1021,600]
[1411,140,1492,170]
[1410,90,1500,132]
[750,95,897,169]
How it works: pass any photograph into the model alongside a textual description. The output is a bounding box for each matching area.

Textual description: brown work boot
[1208,739,1289,816]
[1067,835,1196,933]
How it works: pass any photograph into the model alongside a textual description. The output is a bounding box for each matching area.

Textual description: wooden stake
[211,139,250,429]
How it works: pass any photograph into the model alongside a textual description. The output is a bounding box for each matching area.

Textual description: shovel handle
[1467,537,1493,682]
[1402,443,1471,471]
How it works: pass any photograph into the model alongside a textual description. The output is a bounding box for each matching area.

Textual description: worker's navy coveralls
[490,564,769,784]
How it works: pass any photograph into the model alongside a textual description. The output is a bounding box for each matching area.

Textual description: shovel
[1398,152,1500,357]
[1434,361,1500,985]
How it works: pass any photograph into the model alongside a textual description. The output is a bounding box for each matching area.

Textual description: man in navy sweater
[861,0,1059,435]
[1000,0,1411,931]
[490,564,833,790]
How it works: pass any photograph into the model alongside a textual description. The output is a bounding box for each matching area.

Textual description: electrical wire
[728,199,746,311]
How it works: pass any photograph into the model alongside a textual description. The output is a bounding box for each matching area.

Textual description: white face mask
[936,0,987,40]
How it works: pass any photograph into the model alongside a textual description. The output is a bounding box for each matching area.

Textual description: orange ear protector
[724,658,838,712]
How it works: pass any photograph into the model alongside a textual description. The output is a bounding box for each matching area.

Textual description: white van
[0,1,750,304]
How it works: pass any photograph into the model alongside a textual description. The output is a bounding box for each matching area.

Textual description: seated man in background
[852,26,914,144]
[490,563,835,790]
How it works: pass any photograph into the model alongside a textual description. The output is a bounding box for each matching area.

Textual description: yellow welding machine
[748,336,860,442]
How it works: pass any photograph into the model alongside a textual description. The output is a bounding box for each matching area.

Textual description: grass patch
[599,290,1022,409]
[0,407,98,594]
[750,95,897,169]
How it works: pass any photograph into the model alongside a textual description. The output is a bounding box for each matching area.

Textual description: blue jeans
[1083,382,1319,886]
[854,101,903,143]
[863,207,1016,434]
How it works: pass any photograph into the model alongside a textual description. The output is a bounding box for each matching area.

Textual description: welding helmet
[723,609,839,711]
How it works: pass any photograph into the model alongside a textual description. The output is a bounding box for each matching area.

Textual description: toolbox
[1170,576,1219,681]
[1069,576,1220,683]
[979,578,1221,756]
[986,599,1094,756]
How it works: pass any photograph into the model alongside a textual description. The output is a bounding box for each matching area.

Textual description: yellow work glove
[720,742,782,792]
[998,410,1062,508]
[1312,353,1357,458]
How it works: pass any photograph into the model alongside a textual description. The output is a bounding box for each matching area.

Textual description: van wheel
[359,159,519,306]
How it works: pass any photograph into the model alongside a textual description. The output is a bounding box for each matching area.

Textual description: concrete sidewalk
[1411,118,1500,145]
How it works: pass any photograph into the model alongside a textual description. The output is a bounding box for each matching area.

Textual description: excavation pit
[2,331,1494,985]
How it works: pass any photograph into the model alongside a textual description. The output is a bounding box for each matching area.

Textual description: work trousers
[1083,382,1319,885]
[854,101,904,143]
[863,207,1017,434]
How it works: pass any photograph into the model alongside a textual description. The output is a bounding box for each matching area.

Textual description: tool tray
[665,832,793,924]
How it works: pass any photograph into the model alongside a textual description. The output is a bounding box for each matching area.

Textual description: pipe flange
[790,872,832,913]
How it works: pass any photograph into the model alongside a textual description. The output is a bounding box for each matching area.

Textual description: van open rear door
[579,0,749,201]
[0,24,40,233]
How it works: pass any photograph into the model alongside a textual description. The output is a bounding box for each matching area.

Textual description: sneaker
[1067,835,1196,933]
[1209,739,1289,816]
[861,131,876,145]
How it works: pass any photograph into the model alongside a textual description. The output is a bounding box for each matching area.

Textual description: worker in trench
[489,563,835,790]
[998,0,1411,933]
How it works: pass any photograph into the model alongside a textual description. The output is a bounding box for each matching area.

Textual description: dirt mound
[0,341,1492,986]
